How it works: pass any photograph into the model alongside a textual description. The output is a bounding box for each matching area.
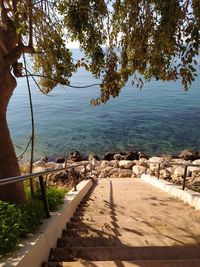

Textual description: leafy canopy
[1,0,200,104]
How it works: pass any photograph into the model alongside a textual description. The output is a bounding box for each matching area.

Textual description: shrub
[32,187,67,211]
[0,186,67,255]
[0,200,43,254]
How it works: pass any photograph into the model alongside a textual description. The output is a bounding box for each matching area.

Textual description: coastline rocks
[160,169,171,180]
[68,150,83,162]
[56,157,65,163]
[88,153,100,162]
[118,169,132,178]
[118,160,134,169]
[132,165,146,176]
[179,149,199,160]
[103,152,115,161]
[100,160,111,168]
[149,157,164,171]
[33,160,46,168]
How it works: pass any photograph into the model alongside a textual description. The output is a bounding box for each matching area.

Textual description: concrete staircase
[43,179,200,267]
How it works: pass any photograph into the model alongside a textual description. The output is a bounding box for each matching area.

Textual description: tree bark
[0,68,26,203]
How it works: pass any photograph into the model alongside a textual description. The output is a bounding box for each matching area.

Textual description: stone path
[44,178,200,266]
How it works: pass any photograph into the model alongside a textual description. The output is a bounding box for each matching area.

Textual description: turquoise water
[7,50,200,160]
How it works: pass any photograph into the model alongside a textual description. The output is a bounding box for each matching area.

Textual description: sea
[7,49,200,161]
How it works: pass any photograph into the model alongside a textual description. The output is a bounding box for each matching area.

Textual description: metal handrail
[0,162,92,218]
[147,160,200,190]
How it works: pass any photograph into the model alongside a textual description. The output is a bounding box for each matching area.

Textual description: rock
[189,159,200,173]
[109,160,119,168]
[49,171,68,182]
[137,158,148,167]
[41,155,48,162]
[104,166,113,173]
[68,150,82,162]
[174,166,191,177]
[100,160,110,168]
[32,166,45,173]
[46,162,63,170]
[162,154,173,162]
[56,157,65,163]
[160,169,171,180]
[103,152,115,161]
[132,165,146,176]
[148,157,164,171]
[88,153,100,162]
[179,149,199,160]
[109,168,121,176]
[90,158,101,168]
[33,160,46,168]
[114,153,123,160]
[138,151,149,159]
[124,151,139,160]
[118,160,134,169]
[118,169,132,178]
[99,173,105,178]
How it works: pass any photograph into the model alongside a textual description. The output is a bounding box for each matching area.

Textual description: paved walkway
[80,178,200,247]
[45,178,200,266]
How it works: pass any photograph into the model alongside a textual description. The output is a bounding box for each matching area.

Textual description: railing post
[157,163,160,179]
[182,166,188,190]
[39,175,50,218]
[72,168,77,191]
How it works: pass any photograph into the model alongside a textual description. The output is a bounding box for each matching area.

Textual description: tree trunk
[0,68,26,203]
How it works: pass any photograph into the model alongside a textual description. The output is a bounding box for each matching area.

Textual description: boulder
[179,149,199,160]
[123,151,139,160]
[88,153,100,162]
[90,158,101,168]
[148,157,164,171]
[100,160,110,168]
[189,159,200,173]
[103,152,115,161]
[138,151,149,159]
[56,157,65,163]
[137,158,148,167]
[32,166,45,173]
[132,165,146,176]
[104,166,114,173]
[41,155,48,162]
[160,169,171,180]
[109,160,119,168]
[173,166,190,177]
[68,150,83,162]
[109,168,121,176]
[49,171,68,182]
[99,173,106,178]
[114,153,123,160]
[46,162,63,170]
[118,169,132,178]
[118,160,134,169]
[33,160,45,168]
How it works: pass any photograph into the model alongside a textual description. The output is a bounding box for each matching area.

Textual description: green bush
[32,187,67,211]
[0,200,43,254]
[0,186,67,255]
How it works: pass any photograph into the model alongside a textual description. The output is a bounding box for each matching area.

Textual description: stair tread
[57,235,200,247]
[45,259,200,267]
[49,245,200,262]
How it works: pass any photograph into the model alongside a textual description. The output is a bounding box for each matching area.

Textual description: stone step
[48,246,200,262]
[65,222,200,238]
[58,234,200,248]
[44,259,200,267]
[62,225,160,238]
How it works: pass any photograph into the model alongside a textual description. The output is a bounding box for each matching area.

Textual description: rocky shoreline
[20,149,200,191]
